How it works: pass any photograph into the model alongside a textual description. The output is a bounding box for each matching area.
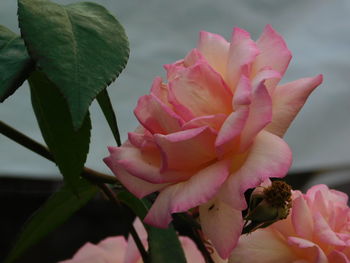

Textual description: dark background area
[1,170,350,263]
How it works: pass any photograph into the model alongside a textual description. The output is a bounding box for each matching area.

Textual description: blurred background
[1,0,350,262]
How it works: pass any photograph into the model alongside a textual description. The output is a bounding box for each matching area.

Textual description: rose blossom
[59,219,204,263]
[229,184,350,263]
[104,25,323,258]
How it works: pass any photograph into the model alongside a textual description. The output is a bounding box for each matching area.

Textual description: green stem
[0,120,149,261]
[0,120,118,184]
[98,183,149,262]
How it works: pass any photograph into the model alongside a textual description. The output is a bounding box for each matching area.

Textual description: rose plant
[229,184,350,263]
[104,25,323,259]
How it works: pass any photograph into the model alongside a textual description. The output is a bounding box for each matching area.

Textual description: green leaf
[117,190,150,219]
[97,89,121,146]
[117,191,187,263]
[0,25,34,102]
[29,71,91,191]
[148,226,187,263]
[5,178,98,263]
[18,0,130,129]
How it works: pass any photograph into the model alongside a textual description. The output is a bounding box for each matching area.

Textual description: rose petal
[328,251,350,263]
[239,80,272,151]
[181,113,227,132]
[292,195,314,240]
[155,126,217,171]
[169,62,232,121]
[288,237,328,263]
[59,237,127,263]
[314,212,347,246]
[220,130,292,210]
[144,159,231,228]
[265,74,323,137]
[197,31,230,79]
[134,94,184,134]
[107,146,191,184]
[199,199,243,259]
[125,219,148,263]
[229,229,297,263]
[150,76,170,105]
[226,27,259,90]
[215,106,249,158]
[104,154,168,198]
[179,237,205,263]
[252,24,292,89]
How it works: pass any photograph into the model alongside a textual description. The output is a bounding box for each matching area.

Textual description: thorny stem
[97,183,149,262]
[0,120,118,184]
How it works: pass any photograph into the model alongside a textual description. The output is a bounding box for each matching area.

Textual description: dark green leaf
[117,190,150,219]
[18,0,130,129]
[148,226,187,263]
[5,178,97,263]
[97,89,121,146]
[29,71,91,190]
[0,25,34,102]
[117,191,187,263]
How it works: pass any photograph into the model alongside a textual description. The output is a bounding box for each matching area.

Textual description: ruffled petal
[182,113,227,132]
[144,159,231,228]
[292,195,314,240]
[226,27,259,90]
[239,80,272,151]
[155,126,217,171]
[252,24,292,89]
[265,74,323,137]
[220,130,292,210]
[134,94,184,134]
[107,145,191,184]
[288,237,328,263]
[104,153,168,198]
[328,251,350,263]
[314,212,347,246]
[169,62,232,121]
[215,106,249,158]
[150,76,170,105]
[229,229,297,263]
[199,199,243,259]
[197,31,230,79]
[128,128,157,151]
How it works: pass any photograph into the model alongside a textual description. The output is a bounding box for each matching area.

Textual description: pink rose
[59,219,204,263]
[104,25,322,258]
[229,184,350,263]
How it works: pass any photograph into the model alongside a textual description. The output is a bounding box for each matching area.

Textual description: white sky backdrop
[1,0,350,180]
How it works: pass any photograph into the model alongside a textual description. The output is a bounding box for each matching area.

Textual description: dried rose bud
[243,181,292,234]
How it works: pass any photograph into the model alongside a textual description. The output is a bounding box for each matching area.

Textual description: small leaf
[97,89,121,146]
[29,71,91,191]
[117,191,187,263]
[18,0,130,129]
[0,25,34,102]
[5,178,98,263]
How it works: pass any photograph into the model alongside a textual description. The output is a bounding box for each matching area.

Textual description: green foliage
[148,227,187,263]
[118,191,187,263]
[0,25,34,102]
[18,0,130,129]
[97,89,121,146]
[29,71,91,191]
[5,179,98,263]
